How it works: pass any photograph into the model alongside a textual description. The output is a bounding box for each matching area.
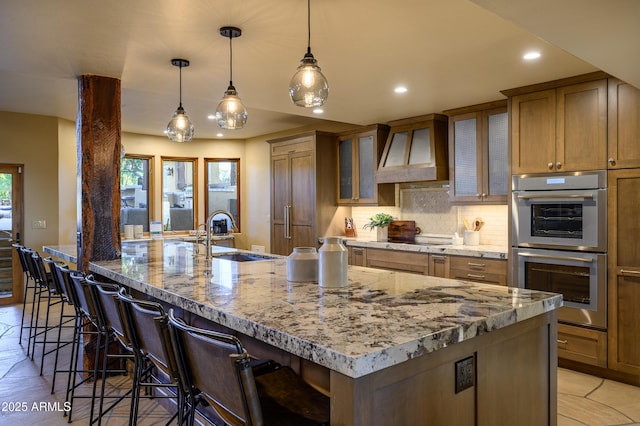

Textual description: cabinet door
[290,150,315,248]
[357,134,376,202]
[428,254,450,278]
[449,112,481,202]
[608,79,640,169]
[608,169,640,374]
[511,90,556,174]
[482,107,508,203]
[556,80,607,172]
[271,154,290,255]
[337,137,354,203]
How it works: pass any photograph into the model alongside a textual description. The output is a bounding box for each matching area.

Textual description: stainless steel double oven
[512,170,607,329]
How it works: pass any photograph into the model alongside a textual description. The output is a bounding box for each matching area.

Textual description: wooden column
[76,75,122,272]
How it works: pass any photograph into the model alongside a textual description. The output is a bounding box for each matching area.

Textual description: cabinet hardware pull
[467,262,485,267]
[476,193,481,199]
[432,255,446,260]
[548,162,554,170]
[557,339,568,344]
[482,193,486,198]
[608,157,616,165]
[556,162,562,169]
[517,252,593,263]
[467,274,485,279]
[620,269,640,275]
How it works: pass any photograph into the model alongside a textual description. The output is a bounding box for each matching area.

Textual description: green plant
[362,213,395,230]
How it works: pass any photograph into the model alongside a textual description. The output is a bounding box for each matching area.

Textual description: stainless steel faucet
[205,210,238,260]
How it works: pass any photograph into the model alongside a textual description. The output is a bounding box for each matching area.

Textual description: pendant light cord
[178,63,183,108]
[306,0,311,55]
[229,34,233,87]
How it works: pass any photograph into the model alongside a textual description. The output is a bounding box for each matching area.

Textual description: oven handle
[516,252,594,263]
[516,194,594,200]
[518,194,593,200]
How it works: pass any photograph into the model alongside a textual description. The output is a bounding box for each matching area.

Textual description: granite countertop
[44,240,559,378]
[345,239,508,260]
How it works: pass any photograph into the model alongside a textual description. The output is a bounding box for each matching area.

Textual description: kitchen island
[45,240,561,426]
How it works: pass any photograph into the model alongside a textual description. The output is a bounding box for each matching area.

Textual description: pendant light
[215,26,248,130]
[166,59,194,142]
[289,0,328,108]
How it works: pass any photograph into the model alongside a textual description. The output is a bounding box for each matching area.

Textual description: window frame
[204,157,240,233]
[120,154,154,236]
[161,156,198,233]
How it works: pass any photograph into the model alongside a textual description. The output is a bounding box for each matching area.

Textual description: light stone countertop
[44,240,559,378]
[344,239,508,259]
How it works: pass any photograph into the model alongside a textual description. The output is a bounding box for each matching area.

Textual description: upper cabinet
[608,78,640,169]
[445,100,508,204]
[337,124,394,206]
[375,114,448,183]
[504,73,608,174]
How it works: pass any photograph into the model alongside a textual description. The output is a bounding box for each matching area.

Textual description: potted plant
[363,213,395,241]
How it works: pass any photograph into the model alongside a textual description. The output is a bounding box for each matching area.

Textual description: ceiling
[0,0,636,140]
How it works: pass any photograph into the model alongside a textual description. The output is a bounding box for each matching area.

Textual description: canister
[318,237,348,287]
[287,247,318,282]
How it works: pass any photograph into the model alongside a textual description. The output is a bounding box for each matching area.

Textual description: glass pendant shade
[167,58,194,142]
[289,51,329,107]
[166,105,194,142]
[215,85,247,130]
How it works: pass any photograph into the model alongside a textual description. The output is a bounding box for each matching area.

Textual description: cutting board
[388,220,420,243]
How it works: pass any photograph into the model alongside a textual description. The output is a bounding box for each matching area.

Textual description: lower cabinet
[449,256,507,285]
[365,248,428,275]
[348,246,367,267]
[429,254,450,278]
[557,323,607,368]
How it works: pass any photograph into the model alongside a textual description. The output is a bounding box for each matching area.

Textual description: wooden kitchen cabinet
[505,73,608,174]
[608,78,640,169]
[557,324,607,368]
[607,168,640,375]
[268,131,337,256]
[449,256,507,286]
[428,254,450,278]
[366,248,428,275]
[446,100,508,204]
[337,124,394,206]
[348,246,367,266]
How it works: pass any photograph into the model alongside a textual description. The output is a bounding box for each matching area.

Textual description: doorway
[0,164,24,305]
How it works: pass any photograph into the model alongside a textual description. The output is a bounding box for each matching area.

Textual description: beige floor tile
[589,379,640,422]
[558,367,605,396]
[558,393,634,425]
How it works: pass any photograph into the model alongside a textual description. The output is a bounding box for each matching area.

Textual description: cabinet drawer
[557,324,607,367]
[449,256,506,275]
[450,269,506,286]
[366,248,428,275]
[271,139,313,156]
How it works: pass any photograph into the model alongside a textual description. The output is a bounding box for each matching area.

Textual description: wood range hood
[375,113,449,184]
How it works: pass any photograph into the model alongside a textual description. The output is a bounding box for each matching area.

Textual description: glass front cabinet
[337,124,394,206]
[446,100,508,204]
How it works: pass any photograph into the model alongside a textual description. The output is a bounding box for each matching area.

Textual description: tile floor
[1,301,639,425]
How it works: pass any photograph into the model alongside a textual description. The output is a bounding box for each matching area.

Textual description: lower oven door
[513,248,607,329]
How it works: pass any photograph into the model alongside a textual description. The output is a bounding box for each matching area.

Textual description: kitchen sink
[211,252,277,262]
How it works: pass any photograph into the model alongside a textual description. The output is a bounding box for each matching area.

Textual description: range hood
[375,113,449,183]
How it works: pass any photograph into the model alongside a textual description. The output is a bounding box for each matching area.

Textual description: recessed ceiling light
[216,133,223,137]
[313,108,323,114]
[394,86,408,94]
[523,51,541,60]
[207,114,215,120]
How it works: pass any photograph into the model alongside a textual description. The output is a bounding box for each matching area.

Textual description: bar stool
[32,254,75,376]
[83,276,136,425]
[166,309,330,426]
[12,244,37,352]
[116,289,186,425]
[18,246,42,356]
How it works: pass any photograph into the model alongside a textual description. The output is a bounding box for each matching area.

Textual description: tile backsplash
[350,186,508,247]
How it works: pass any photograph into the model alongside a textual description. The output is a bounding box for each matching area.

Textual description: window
[205,159,239,232]
[162,157,197,231]
[120,155,152,233]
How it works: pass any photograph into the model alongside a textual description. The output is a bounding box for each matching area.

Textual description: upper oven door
[512,187,607,252]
